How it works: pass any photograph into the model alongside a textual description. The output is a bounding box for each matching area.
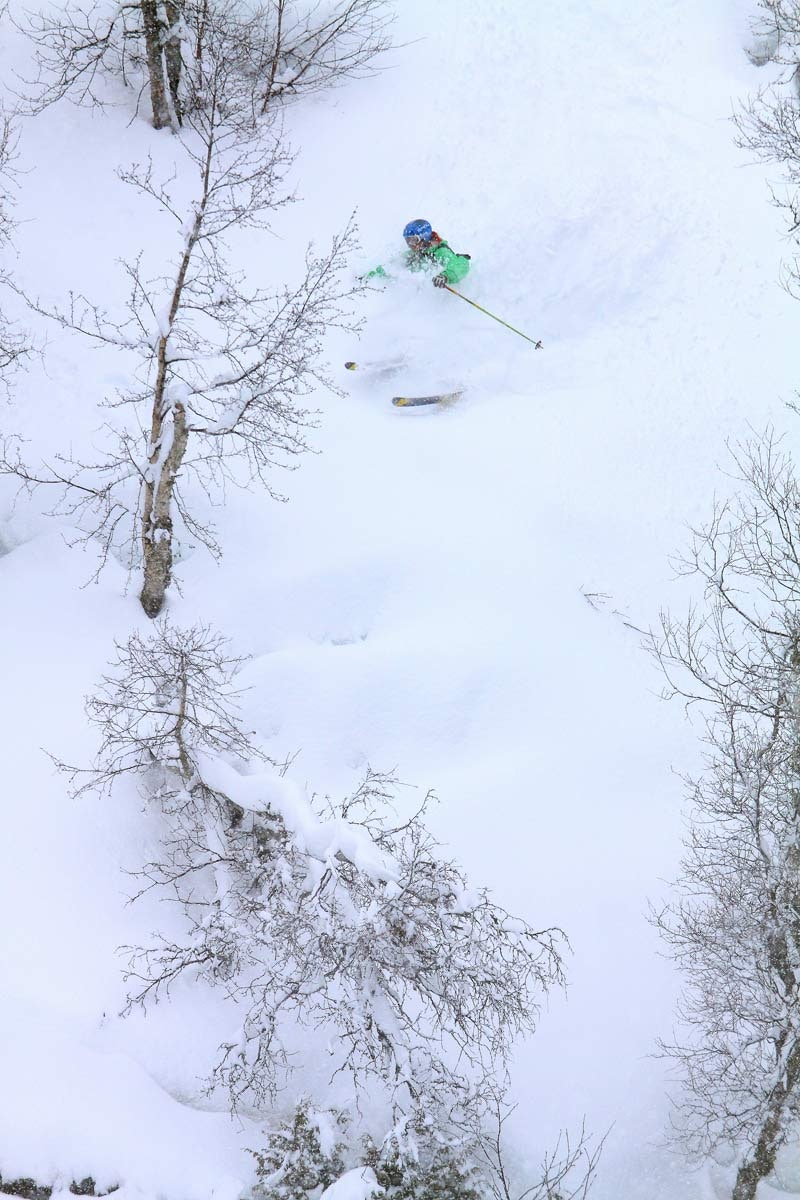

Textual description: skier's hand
[432,273,448,288]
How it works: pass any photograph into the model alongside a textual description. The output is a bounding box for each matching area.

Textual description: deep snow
[2,2,800,1199]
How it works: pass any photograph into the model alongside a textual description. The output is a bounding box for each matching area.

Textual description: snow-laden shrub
[251,1102,349,1200]
[249,1100,601,1200]
[251,1104,483,1200]
[363,1132,483,1200]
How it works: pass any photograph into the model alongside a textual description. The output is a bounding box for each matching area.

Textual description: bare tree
[65,620,567,1138]
[0,30,362,615]
[23,0,395,130]
[473,1095,603,1200]
[647,433,800,1200]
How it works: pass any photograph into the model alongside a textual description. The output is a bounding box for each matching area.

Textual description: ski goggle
[405,234,425,247]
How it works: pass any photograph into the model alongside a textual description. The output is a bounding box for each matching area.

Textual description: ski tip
[344,361,357,371]
[392,396,410,406]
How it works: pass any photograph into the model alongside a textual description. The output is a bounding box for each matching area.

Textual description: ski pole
[444,286,543,349]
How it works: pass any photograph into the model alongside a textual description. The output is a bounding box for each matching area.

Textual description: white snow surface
[2,2,800,1199]
[319,1169,382,1200]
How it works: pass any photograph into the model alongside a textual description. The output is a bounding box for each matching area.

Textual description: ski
[345,359,406,377]
[392,392,463,408]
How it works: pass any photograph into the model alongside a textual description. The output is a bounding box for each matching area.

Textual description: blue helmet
[403,218,433,242]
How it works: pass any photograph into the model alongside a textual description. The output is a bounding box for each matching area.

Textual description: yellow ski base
[392,392,463,408]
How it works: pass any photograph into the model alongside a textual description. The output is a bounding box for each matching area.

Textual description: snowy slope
[2,2,800,1199]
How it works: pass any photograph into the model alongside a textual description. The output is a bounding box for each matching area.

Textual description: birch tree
[25,0,394,131]
[1,18,361,615]
[64,620,567,1139]
[648,434,800,1200]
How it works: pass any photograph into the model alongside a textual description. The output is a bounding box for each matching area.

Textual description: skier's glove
[432,273,448,288]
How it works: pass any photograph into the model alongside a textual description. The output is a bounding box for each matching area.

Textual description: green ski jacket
[367,237,470,287]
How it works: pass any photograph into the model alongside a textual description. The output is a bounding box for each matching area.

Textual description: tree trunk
[137,162,207,615]
[260,0,285,113]
[140,0,172,129]
[732,1036,800,1200]
[194,0,209,87]
[733,1152,775,1200]
[163,0,183,125]
[139,400,188,617]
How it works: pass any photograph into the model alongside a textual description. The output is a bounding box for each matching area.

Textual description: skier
[366,219,471,288]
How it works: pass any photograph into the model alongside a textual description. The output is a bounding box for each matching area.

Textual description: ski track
[2,2,800,1198]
